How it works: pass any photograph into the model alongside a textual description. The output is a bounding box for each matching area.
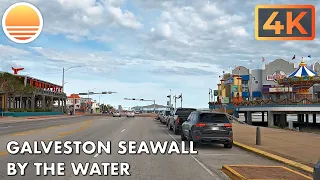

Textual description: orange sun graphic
[2,2,43,44]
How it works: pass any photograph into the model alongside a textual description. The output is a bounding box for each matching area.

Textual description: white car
[113,112,121,117]
[127,111,135,117]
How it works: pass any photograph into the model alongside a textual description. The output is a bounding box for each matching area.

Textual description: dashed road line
[165,130,220,180]
[121,129,126,132]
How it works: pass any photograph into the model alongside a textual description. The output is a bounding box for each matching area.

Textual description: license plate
[211,127,219,130]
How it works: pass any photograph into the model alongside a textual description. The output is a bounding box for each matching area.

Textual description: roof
[13,74,62,87]
[68,94,81,98]
[288,59,317,78]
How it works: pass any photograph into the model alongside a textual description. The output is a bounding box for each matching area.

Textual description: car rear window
[200,113,230,123]
[176,109,196,116]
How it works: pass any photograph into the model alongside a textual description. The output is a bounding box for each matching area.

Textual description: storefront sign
[266,71,286,82]
[269,87,292,93]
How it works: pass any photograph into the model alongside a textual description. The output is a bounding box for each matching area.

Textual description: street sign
[78,93,88,95]
[214,90,218,96]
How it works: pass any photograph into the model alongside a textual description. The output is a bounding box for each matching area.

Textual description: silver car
[113,112,121,117]
[127,111,135,117]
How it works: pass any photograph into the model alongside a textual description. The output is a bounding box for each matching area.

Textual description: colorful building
[211,58,320,113]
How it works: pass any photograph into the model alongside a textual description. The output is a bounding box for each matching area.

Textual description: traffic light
[132,98,135,100]
[102,92,107,94]
[140,99,144,101]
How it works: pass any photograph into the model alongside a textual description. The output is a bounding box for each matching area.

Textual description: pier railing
[234,98,320,106]
[210,98,320,106]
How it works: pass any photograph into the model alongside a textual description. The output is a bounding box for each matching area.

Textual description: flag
[308,55,311,58]
[262,57,265,62]
[292,55,295,60]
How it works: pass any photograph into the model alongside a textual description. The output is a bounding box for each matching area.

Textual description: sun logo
[2,2,43,44]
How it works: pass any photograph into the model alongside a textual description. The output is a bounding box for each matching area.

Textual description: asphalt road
[0,116,282,180]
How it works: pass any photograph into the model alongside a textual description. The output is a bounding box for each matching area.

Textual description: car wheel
[181,131,187,141]
[224,142,233,149]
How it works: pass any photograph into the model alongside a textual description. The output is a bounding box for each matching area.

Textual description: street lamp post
[62,65,82,93]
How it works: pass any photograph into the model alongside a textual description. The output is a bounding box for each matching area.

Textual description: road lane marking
[165,130,220,180]
[10,120,87,136]
[94,153,99,158]
[0,120,93,157]
[121,129,125,132]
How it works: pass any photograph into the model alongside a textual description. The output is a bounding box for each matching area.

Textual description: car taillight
[176,117,180,124]
[195,123,206,127]
[224,124,232,128]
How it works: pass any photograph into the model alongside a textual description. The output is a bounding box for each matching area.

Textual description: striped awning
[288,59,317,78]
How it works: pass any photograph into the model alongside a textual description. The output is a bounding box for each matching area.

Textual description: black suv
[181,111,233,148]
[168,108,197,135]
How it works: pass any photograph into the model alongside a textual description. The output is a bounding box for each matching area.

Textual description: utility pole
[209,89,211,102]
[169,89,172,108]
[175,96,177,109]
[180,93,183,108]
[62,67,65,92]
[153,100,156,113]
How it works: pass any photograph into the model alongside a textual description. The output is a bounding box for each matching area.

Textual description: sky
[0,0,319,109]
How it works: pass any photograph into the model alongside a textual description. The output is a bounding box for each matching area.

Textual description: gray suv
[181,111,233,148]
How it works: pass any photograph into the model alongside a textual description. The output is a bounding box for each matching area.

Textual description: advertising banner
[232,85,238,92]
[269,87,292,93]
[222,97,229,104]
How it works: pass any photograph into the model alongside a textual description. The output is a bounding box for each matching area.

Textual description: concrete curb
[221,165,245,180]
[233,141,314,174]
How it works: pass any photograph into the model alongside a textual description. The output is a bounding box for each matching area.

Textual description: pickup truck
[167,108,197,135]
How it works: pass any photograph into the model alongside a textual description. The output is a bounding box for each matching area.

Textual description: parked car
[113,111,121,117]
[127,111,135,117]
[160,110,171,124]
[168,108,197,134]
[181,111,233,148]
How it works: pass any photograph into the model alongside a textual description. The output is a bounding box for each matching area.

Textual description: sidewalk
[232,123,320,168]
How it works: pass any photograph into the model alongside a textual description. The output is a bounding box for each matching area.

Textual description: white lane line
[165,130,220,180]
[94,153,99,158]
[121,129,126,132]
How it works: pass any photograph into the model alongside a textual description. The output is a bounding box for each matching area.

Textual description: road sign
[255,5,315,40]
[214,90,218,96]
